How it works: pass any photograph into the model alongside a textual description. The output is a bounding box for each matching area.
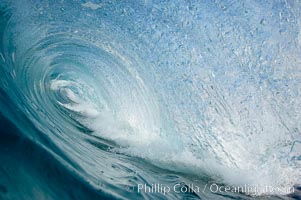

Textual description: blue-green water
[0,0,300,199]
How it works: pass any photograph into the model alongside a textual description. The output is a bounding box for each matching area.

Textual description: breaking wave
[0,0,300,199]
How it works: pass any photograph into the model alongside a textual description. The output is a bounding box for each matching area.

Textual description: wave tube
[0,0,300,199]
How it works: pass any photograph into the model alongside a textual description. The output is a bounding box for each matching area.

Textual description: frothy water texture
[0,0,300,199]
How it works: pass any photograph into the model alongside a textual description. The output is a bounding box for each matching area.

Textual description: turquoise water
[0,0,300,199]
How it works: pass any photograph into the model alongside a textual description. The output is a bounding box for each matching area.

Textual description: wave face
[0,0,300,199]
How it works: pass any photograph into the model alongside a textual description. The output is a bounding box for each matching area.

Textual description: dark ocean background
[0,0,300,199]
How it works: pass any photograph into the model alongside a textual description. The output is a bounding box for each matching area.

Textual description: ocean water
[0,0,300,199]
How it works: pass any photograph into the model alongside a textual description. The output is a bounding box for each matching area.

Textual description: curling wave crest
[0,0,300,198]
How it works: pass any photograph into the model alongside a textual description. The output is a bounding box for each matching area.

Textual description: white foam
[81,2,103,10]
